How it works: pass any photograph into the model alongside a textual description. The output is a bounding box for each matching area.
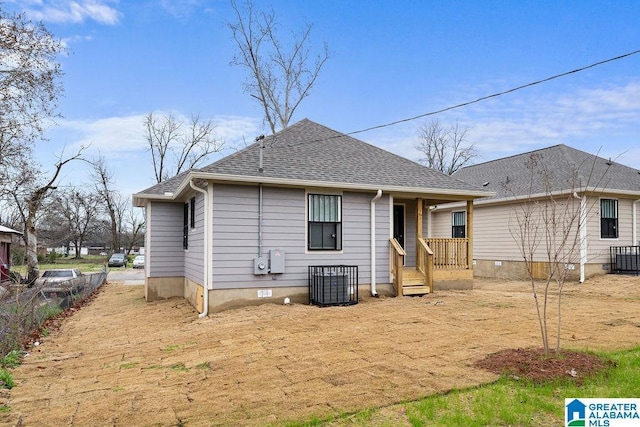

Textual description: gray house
[431,144,640,281]
[133,119,490,315]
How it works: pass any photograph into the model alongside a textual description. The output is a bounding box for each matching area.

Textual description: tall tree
[91,156,122,252]
[0,8,65,187]
[415,120,478,175]
[144,112,223,183]
[228,0,330,134]
[7,150,84,283]
[56,188,101,259]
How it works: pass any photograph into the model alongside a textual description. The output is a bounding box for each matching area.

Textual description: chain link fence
[0,270,108,359]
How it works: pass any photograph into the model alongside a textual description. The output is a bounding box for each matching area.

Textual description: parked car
[132,255,145,269]
[34,268,85,297]
[108,253,127,267]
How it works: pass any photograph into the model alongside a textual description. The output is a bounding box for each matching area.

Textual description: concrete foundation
[145,276,184,301]
[472,259,611,281]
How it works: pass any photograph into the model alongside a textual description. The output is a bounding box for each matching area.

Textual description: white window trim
[305,189,344,254]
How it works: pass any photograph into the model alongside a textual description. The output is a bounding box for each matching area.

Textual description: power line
[346,48,640,136]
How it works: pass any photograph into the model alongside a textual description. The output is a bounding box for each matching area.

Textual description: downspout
[633,199,640,246]
[370,190,383,296]
[190,179,210,318]
[574,192,586,283]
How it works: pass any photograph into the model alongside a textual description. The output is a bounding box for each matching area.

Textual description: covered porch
[389,198,474,296]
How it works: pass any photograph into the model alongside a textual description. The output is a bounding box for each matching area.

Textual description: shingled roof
[135,119,490,202]
[453,144,640,200]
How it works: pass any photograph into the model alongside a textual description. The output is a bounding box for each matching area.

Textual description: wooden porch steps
[401,268,431,296]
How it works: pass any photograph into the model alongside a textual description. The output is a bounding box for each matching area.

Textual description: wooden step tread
[402,285,431,295]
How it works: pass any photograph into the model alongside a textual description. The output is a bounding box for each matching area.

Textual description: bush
[1,350,21,369]
[0,369,15,389]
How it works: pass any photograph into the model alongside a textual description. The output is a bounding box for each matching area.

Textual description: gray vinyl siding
[185,193,204,284]
[586,196,636,264]
[211,184,390,290]
[148,202,185,277]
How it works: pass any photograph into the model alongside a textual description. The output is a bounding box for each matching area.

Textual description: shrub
[0,369,15,389]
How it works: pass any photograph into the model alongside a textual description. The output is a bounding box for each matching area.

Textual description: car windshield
[42,270,73,278]
[111,254,124,260]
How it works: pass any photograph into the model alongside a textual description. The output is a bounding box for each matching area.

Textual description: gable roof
[453,144,640,201]
[134,119,491,205]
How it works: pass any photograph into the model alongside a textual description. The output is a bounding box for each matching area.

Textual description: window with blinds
[452,211,466,238]
[600,199,618,239]
[308,194,342,250]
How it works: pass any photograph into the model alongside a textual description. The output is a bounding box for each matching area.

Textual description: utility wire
[279,48,640,147]
[346,48,640,136]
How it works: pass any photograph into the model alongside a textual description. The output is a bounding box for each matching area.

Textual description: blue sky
[7,0,640,197]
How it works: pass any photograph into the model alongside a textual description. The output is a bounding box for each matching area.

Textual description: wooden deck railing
[416,238,433,292]
[423,238,470,269]
[389,238,405,296]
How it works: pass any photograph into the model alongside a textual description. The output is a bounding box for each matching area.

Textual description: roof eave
[134,171,494,203]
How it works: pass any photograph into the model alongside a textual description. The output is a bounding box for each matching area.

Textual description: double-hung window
[183,203,189,249]
[452,211,466,238]
[600,199,618,239]
[190,197,196,229]
[308,194,342,250]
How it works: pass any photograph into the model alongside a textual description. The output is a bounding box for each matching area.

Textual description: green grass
[1,351,22,369]
[287,346,640,427]
[0,369,15,389]
[12,255,110,275]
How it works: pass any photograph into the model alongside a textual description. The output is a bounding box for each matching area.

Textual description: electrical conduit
[370,190,383,296]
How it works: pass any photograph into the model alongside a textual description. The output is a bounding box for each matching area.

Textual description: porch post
[417,199,423,273]
[467,199,474,269]
[416,199,423,239]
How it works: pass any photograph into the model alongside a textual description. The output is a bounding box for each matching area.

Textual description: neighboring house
[133,119,491,315]
[431,144,640,282]
[0,225,22,284]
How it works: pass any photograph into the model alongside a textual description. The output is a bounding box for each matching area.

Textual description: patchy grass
[294,346,640,426]
[170,363,189,372]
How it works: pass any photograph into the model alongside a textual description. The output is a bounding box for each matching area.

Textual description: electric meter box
[253,257,268,275]
[269,250,285,273]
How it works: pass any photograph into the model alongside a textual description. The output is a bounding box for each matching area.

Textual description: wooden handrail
[389,238,405,296]
[417,238,434,293]
[423,237,470,269]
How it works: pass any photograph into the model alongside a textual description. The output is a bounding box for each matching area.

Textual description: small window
[183,203,189,249]
[190,197,196,228]
[452,211,466,238]
[600,199,618,239]
[308,194,342,250]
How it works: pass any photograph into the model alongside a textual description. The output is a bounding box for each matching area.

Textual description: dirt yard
[2,275,639,426]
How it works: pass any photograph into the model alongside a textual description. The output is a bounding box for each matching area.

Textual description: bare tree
[55,188,101,259]
[415,120,477,175]
[228,0,330,134]
[509,152,608,354]
[144,112,223,183]
[0,8,65,186]
[7,150,84,283]
[122,207,145,256]
[91,156,122,252]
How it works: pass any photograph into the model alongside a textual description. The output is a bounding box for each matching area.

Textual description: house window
[452,211,466,238]
[308,194,342,250]
[190,197,196,228]
[600,199,618,239]
[183,203,189,249]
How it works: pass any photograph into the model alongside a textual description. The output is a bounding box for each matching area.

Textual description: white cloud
[460,81,640,158]
[18,0,121,25]
[53,112,261,158]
